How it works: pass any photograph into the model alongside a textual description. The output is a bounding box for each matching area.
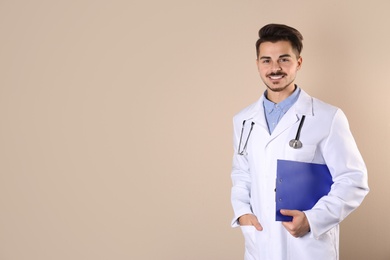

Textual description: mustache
[267,72,286,77]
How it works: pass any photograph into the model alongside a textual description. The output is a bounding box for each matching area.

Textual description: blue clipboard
[275,159,333,222]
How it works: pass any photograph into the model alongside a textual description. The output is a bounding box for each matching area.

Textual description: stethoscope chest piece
[289,139,303,149]
[289,115,306,149]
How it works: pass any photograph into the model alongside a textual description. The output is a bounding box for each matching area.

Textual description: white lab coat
[231,89,369,260]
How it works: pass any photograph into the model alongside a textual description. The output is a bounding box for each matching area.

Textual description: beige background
[0,0,389,259]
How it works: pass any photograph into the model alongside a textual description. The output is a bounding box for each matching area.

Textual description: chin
[266,85,289,93]
[265,80,295,93]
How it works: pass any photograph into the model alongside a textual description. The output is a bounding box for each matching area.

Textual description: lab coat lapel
[243,96,269,134]
[241,89,313,147]
[269,109,298,141]
[267,89,313,145]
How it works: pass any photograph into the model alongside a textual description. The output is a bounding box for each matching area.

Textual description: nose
[271,62,282,73]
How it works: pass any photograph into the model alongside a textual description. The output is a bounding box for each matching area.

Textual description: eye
[262,59,270,64]
[279,58,290,62]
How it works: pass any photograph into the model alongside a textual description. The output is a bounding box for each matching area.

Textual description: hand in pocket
[239,214,263,231]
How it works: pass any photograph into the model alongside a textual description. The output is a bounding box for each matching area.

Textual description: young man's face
[256,40,302,94]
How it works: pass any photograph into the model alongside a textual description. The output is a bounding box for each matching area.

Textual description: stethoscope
[238,120,255,155]
[289,115,306,149]
[237,115,306,155]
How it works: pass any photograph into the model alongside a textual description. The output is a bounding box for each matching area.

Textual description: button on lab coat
[231,90,369,260]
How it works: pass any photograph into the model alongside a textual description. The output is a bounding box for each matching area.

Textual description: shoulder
[298,89,350,128]
[300,90,340,117]
[233,97,262,123]
[308,94,349,127]
[312,97,339,115]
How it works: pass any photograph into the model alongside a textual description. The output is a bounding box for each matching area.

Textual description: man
[230,24,369,260]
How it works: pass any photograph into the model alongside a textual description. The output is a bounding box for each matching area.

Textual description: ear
[296,56,303,70]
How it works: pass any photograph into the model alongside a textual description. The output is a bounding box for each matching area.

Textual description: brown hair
[255,24,303,58]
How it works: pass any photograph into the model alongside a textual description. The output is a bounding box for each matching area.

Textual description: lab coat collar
[294,89,314,116]
[241,89,314,137]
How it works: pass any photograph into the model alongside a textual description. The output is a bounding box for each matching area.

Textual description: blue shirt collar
[263,86,301,114]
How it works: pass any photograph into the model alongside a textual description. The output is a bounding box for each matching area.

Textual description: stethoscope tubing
[238,120,255,155]
[238,115,307,155]
[294,115,305,141]
[289,115,306,149]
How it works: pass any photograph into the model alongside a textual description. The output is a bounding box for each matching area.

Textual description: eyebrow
[259,54,292,60]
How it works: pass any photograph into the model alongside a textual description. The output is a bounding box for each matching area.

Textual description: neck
[266,84,296,103]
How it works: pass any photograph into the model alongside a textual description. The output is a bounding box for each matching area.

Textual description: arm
[230,118,254,227]
[304,110,369,238]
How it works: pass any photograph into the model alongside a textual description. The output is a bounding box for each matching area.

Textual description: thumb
[280,209,297,217]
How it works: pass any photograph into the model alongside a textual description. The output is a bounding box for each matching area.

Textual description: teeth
[270,75,283,80]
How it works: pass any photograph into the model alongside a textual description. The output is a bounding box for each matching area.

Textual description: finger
[252,220,263,231]
[247,215,263,231]
[281,221,299,237]
[280,209,298,217]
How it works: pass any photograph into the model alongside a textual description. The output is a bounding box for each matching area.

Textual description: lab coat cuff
[304,210,325,239]
[231,209,253,228]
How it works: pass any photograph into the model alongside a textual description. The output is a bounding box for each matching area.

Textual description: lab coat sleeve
[304,109,369,238]
[230,118,253,227]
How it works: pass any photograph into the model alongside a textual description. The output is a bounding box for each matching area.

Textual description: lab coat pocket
[240,225,257,259]
[284,143,316,163]
[293,228,337,260]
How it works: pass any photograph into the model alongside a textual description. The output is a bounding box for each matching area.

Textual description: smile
[268,74,285,80]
